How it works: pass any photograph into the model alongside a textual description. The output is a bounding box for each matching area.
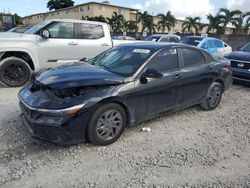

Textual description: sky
[0,0,249,21]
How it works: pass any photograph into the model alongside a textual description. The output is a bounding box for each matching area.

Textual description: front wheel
[0,57,32,87]
[200,82,223,110]
[87,103,126,146]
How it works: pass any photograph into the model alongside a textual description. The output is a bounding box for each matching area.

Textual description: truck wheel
[87,103,126,146]
[200,82,223,110]
[0,57,32,87]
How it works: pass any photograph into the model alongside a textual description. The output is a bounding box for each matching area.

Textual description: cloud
[227,0,250,12]
[132,0,215,21]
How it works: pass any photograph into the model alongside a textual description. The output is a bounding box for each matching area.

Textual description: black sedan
[18,43,232,145]
[226,42,250,83]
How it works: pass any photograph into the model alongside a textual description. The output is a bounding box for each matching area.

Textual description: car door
[179,48,212,105]
[38,22,78,69]
[133,48,183,121]
[77,23,112,60]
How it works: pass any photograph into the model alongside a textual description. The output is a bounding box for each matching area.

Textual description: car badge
[237,63,244,68]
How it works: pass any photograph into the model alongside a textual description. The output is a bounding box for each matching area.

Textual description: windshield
[240,42,250,52]
[25,20,51,34]
[180,37,202,46]
[89,47,154,77]
[145,36,161,42]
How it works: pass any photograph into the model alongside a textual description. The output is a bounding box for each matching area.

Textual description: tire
[0,57,32,87]
[200,82,223,110]
[87,103,126,146]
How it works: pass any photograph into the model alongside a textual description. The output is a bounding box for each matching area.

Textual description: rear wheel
[0,57,32,87]
[200,82,223,110]
[87,103,126,146]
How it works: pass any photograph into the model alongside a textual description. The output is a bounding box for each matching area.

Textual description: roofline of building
[23,1,139,19]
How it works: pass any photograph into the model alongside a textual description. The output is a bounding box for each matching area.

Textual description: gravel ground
[0,84,249,188]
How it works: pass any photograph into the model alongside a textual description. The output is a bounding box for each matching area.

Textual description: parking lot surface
[0,85,249,187]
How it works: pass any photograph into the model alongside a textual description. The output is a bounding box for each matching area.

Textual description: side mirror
[41,30,50,39]
[142,68,163,79]
[80,57,87,62]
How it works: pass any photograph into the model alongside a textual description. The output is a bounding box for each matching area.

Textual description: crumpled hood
[228,51,250,62]
[36,63,125,89]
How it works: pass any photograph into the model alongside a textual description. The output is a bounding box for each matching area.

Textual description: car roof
[117,42,194,51]
[45,19,107,26]
[183,36,205,40]
[183,36,223,41]
[150,34,179,37]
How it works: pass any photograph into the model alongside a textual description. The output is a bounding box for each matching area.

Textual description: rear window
[145,36,161,42]
[181,48,206,67]
[214,40,223,48]
[79,23,104,39]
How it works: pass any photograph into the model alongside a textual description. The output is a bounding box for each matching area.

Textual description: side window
[160,37,170,42]
[169,37,177,42]
[47,22,74,39]
[79,23,104,39]
[214,40,223,48]
[181,48,206,67]
[147,49,178,73]
[207,40,215,48]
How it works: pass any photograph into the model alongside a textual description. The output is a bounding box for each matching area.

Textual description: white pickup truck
[0,19,136,87]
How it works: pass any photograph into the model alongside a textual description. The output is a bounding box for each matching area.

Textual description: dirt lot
[0,84,249,188]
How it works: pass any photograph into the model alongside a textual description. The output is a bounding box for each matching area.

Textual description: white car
[145,34,181,43]
[0,19,141,87]
[180,36,232,57]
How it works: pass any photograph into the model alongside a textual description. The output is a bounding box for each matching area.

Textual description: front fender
[0,47,40,70]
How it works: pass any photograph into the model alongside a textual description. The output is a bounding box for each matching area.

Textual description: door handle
[68,42,78,46]
[207,65,212,70]
[101,43,109,47]
[174,74,182,79]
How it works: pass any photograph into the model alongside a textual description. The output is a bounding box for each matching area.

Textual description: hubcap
[208,86,221,107]
[3,63,27,85]
[96,110,123,141]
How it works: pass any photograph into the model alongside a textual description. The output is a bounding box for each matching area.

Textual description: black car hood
[36,63,124,89]
[228,51,250,62]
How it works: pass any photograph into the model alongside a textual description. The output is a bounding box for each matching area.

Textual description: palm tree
[106,12,126,33]
[157,11,176,33]
[138,11,156,34]
[126,21,139,33]
[217,8,243,33]
[243,12,250,33]
[82,16,91,20]
[206,14,223,34]
[146,18,157,34]
[182,16,201,34]
[82,15,107,23]
[92,15,107,23]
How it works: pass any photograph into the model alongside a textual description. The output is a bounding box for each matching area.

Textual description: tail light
[226,63,232,71]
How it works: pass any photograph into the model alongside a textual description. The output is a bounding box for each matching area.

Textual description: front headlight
[20,95,86,117]
[36,103,87,116]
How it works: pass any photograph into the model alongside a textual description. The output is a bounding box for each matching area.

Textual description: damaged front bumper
[19,99,91,144]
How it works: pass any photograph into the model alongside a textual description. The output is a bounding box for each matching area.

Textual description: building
[22,1,138,25]
[22,1,236,35]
